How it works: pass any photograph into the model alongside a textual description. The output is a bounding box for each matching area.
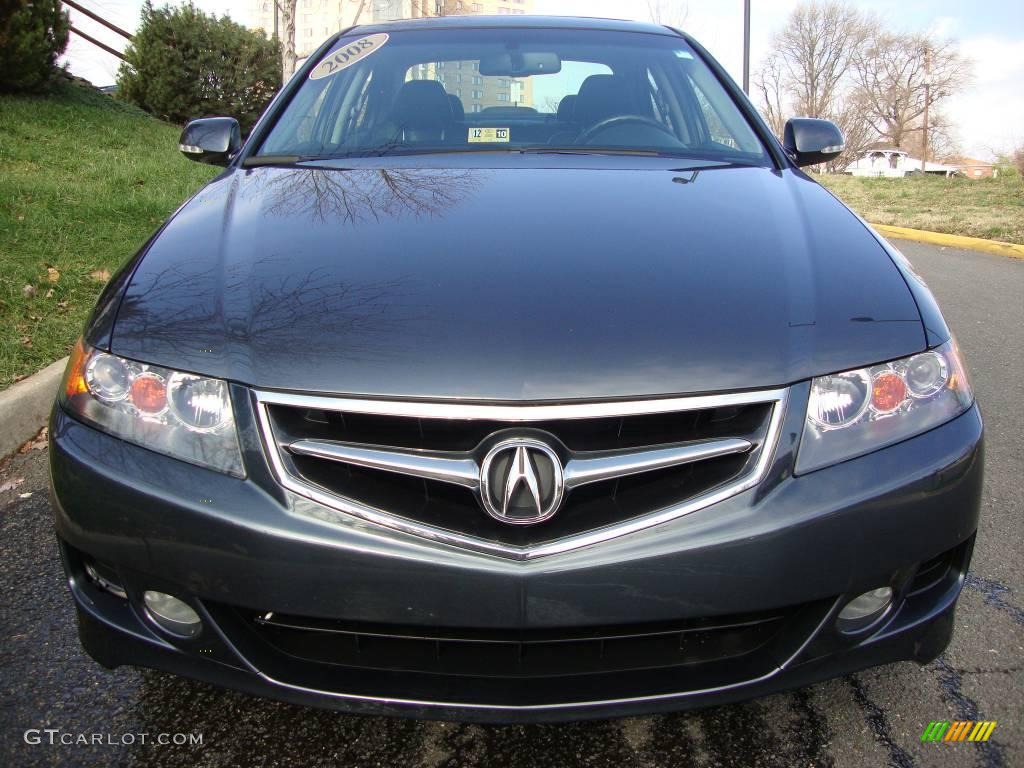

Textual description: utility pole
[742,0,751,94]
[921,45,931,173]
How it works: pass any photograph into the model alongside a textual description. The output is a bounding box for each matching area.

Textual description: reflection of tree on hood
[116,255,422,365]
[262,167,482,225]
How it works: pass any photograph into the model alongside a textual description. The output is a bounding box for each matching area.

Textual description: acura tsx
[50,15,983,722]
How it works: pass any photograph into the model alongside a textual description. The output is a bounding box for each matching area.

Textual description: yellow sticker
[309,34,389,80]
[468,127,510,143]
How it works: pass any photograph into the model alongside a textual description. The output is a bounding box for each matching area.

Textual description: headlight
[59,340,244,477]
[797,339,973,474]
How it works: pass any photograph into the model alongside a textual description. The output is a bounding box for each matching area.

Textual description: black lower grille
[251,609,788,678]
[207,599,831,706]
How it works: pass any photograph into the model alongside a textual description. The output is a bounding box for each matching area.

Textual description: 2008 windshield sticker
[309,34,389,79]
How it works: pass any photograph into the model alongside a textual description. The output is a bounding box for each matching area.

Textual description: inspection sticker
[309,34,389,79]
[468,127,510,143]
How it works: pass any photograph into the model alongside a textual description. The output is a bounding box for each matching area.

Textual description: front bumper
[50,397,984,722]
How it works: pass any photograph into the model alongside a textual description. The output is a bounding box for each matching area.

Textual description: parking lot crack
[846,674,916,768]
[932,655,1007,768]
[965,574,1024,627]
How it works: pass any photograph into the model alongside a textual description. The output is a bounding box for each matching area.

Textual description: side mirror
[783,118,845,167]
[178,117,241,166]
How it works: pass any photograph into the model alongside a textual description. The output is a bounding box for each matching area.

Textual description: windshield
[255,27,770,163]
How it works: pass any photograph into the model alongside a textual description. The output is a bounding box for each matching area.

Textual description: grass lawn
[0,81,217,389]
[819,173,1024,245]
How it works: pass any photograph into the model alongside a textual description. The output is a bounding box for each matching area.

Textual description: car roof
[347,15,680,37]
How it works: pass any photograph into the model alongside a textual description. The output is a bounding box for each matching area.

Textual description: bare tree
[852,32,969,150]
[647,0,688,29]
[754,1,879,169]
[350,0,368,25]
[772,1,875,119]
[827,92,876,170]
[899,109,960,161]
[753,51,787,137]
[280,0,297,80]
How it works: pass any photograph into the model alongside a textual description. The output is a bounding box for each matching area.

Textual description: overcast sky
[60,0,1023,159]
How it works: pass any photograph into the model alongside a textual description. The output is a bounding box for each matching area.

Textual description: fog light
[838,587,893,626]
[143,591,202,638]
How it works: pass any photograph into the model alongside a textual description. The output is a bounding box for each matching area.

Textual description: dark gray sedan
[50,15,982,722]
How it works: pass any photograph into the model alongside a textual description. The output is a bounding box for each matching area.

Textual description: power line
[62,0,134,40]
[69,24,127,60]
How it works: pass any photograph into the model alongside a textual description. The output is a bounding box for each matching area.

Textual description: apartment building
[251,0,532,58]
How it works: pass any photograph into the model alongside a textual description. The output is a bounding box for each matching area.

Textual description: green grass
[819,173,1024,245]
[0,81,217,389]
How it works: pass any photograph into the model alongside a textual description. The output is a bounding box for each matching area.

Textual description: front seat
[548,75,641,145]
[388,80,456,143]
[572,74,643,129]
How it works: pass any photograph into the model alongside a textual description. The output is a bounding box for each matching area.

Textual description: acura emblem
[479,438,564,525]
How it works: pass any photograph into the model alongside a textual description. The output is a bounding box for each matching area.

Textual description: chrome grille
[254,389,788,559]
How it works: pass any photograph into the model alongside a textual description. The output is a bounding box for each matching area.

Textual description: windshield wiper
[523,147,663,157]
[523,148,763,167]
[241,155,328,167]
[366,146,523,158]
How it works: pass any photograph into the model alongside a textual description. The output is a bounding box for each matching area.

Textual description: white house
[844,147,960,177]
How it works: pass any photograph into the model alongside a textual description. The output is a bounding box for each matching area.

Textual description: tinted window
[257,28,768,163]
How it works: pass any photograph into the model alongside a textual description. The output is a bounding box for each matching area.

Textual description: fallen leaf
[19,336,32,347]
[0,478,24,493]
[47,267,60,282]
[90,269,111,282]
[18,428,48,454]
[45,288,55,299]
[22,284,36,299]
[57,301,68,310]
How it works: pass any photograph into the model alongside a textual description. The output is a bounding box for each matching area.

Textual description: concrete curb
[871,224,1024,259]
[0,357,67,458]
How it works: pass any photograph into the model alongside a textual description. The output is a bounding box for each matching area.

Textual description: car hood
[110,162,925,400]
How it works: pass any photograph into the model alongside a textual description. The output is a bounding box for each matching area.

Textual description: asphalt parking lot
[0,239,1021,768]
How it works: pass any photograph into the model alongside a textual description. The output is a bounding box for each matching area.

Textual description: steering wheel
[577,115,679,145]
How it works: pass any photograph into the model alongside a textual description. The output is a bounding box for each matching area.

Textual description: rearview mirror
[783,118,844,167]
[179,117,241,166]
[479,51,561,77]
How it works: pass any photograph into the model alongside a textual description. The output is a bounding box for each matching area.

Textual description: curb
[871,224,1024,259]
[0,357,67,459]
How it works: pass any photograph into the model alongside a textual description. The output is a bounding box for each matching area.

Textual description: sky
[60,0,1024,159]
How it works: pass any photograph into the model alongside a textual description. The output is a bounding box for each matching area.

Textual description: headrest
[573,75,638,126]
[391,80,454,128]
